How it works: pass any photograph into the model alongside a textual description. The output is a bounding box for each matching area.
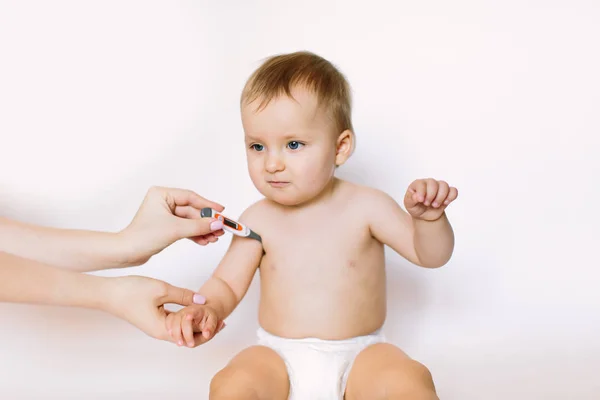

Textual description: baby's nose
[265,152,285,172]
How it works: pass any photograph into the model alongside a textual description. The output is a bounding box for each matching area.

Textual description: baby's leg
[209,345,289,400]
[344,343,438,400]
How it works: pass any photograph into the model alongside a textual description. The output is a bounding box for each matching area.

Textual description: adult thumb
[180,218,224,238]
[162,284,206,306]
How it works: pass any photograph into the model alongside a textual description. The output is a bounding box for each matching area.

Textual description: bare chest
[258,214,379,279]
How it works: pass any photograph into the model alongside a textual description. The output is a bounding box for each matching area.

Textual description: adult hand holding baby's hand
[166,304,225,348]
[404,178,458,221]
[119,186,226,266]
[102,275,207,342]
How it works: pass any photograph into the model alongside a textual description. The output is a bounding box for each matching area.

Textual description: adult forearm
[0,217,129,272]
[197,276,239,320]
[0,251,110,309]
[413,213,455,268]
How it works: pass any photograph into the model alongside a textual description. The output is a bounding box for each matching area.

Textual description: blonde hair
[241,51,353,134]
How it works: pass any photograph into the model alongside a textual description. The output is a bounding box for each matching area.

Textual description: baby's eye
[250,144,264,151]
[287,141,303,150]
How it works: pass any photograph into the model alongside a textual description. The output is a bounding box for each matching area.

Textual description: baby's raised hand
[165,304,225,348]
[404,178,458,221]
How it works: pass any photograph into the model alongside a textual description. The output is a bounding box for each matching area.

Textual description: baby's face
[241,87,338,206]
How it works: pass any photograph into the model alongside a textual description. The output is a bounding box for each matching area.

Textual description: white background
[1,1,599,399]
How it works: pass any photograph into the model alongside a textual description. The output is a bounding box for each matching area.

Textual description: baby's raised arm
[195,207,264,321]
[365,180,456,268]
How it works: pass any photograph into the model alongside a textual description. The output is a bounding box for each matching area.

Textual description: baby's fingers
[195,312,218,344]
[216,320,226,334]
[204,311,219,339]
[432,181,449,208]
[406,180,426,207]
[166,313,184,346]
[424,179,438,206]
[192,320,226,347]
[182,314,196,348]
[444,186,459,205]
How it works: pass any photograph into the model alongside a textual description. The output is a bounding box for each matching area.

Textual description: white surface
[1,1,599,398]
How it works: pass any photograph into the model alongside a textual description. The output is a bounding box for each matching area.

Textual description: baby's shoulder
[238,198,278,232]
[337,179,397,207]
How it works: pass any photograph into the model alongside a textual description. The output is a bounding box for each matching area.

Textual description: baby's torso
[255,185,387,340]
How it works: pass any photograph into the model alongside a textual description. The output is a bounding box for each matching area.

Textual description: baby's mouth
[268,181,290,188]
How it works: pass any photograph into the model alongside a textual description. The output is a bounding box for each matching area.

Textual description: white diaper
[256,327,385,400]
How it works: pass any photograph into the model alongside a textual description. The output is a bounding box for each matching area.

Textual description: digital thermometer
[200,208,262,243]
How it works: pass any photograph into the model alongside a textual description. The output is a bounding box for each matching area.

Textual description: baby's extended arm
[368,179,458,268]
[164,205,266,347]
[196,209,264,321]
[164,234,262,347]
[196,236,263,320]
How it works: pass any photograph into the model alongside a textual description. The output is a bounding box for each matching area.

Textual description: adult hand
[120,186,226,266]
[103,275,208,343]
[0,252,212,345]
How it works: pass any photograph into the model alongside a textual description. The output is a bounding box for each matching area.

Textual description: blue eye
[287,141,303,150]
[251,144,264,151]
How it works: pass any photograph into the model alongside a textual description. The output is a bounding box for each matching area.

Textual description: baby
[167,51,458,400]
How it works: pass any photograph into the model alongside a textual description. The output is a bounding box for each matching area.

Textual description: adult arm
[0,186,225,272]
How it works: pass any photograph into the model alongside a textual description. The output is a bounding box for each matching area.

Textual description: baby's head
[240,51,354,206]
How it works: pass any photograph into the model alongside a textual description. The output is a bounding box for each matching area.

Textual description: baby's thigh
[209,345,289,400]
[344,343,438,400]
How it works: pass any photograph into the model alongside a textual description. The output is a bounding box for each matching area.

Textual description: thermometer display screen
[223,218,238,229]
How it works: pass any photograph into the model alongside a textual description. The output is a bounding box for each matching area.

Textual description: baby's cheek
[302,169,330,195]
[307,158,333,181]
[247,164,263,185]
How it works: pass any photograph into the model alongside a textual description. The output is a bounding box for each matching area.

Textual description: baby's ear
[335,129,355,166]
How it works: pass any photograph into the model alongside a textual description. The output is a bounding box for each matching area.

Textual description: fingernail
[204,331,210,338]
[168,329,172,336]
[432,202,439,208]
[193,294,206,304]
[178,340,183,346]
[210,220,223,231]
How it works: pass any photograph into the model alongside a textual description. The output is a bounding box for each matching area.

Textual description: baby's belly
[257,268,386,340]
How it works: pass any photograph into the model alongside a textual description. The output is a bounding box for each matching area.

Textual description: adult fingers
[161,187,225,212]
[161,283,206,306]
[178,217,224,239]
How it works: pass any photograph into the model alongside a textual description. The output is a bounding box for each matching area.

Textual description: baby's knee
[209,366,260,400]
[373,360,438,400]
